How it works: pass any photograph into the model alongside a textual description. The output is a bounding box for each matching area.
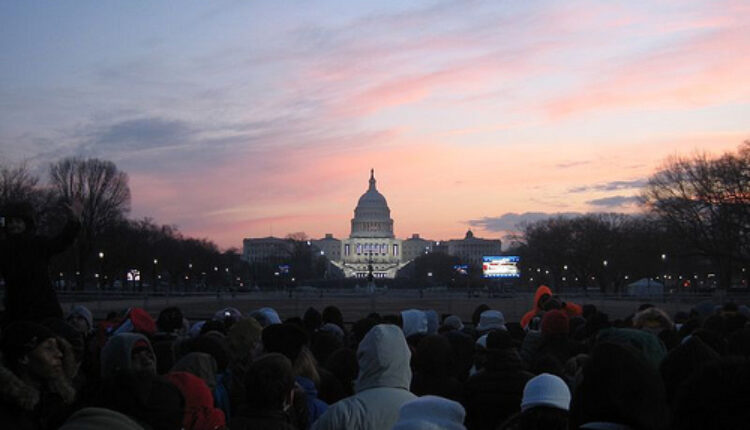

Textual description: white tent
[626,278,664,296]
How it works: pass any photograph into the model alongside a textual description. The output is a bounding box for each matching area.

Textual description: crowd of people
[2,204,750,429]
[0,285,749,429]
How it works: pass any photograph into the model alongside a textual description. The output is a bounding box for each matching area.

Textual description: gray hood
[355,324,412,392]
[100,333,154,379]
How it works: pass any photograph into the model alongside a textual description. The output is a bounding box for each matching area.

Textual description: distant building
[402,234,433,261]
[445,230,502,267]
[332,170,407,278]
[310,234,341,261]
[242,237,292,264]
[242,170,502,278]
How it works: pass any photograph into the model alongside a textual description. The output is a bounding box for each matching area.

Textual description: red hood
[533,285,553,310]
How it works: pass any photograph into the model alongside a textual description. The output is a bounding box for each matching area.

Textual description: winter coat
[311,324,417,430]
[0,218,80,322]
[520,286,582,329]
[0,336,79,430]
[296,376,328,427]
[462,348,533,430]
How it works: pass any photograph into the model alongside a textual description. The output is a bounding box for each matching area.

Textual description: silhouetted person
[0,200,81,322]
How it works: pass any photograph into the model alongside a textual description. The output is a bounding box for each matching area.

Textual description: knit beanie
[1,321,57,370]
[476,310,507,332]
[521,373,571,412]
[392,395,467,430]
[442,315,464,331]
[249,307,281,327]
[67,305,94,332]
[541,310,570,336]
[59,407,145,430]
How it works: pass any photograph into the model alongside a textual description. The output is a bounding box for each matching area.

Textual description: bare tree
[49,158,131,287]
[0,162,46,208]
[49,158,131,236]
[641,142,750,290]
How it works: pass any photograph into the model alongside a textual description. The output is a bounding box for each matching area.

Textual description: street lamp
[98,251,105,290]
[153,258,158,292]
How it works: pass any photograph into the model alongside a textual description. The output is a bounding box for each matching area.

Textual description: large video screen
[483,256,521,278]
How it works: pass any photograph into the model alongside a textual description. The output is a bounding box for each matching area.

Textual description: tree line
[0,158,242,292]
[512,141,750,293]
[2,141,749,292]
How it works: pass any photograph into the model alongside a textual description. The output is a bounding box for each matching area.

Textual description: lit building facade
[242,170,502,279]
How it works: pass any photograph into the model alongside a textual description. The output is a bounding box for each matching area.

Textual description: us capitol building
[242,170,502,279]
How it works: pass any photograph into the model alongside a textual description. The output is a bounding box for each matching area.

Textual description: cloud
[556,160,593,169]
[587,195,641,208]
[468,212,584,232]
[569,178,648,193]
[91,117,193,150]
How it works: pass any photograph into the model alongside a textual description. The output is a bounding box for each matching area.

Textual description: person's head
[262,322,309,363]
[1,202,35,236]
[226,317,263,365]
[66,305,94,334]
[519,373,571,430]
[5,216,27,235]
[157,307,185,333]
[571,342,668,430]
[322,305,345,330]
[101,333,157,379]
[633,307,674,335]
[521,373,571,412]
[1,321,63,380]
[392,395,466,430]
[541,310,570,337]
[244,353,295,411]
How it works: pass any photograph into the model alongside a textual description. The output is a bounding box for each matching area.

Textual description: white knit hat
[521,373,571,412]
[476,310,507,332]
[392,395,467,430]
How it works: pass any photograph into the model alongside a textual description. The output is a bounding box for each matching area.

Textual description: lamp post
[187,263,193,292]
[153,258,158,292]
[98,251,105,290]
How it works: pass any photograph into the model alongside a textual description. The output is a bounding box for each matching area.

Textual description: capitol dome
[351,169,394,238]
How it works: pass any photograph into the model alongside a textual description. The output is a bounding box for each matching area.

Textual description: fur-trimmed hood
[0,336,77,411]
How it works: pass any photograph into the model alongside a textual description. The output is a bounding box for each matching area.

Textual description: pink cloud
[544,26,750,118]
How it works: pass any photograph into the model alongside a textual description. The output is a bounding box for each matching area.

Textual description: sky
[1,0,749,249]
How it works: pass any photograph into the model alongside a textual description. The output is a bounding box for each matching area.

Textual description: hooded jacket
[0,336,78,430]
[100,333,155,379]
[311,324,417,430]
[0,212,80,322]
[520,286,582,329]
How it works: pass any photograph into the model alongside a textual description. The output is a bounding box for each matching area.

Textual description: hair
[157,307,184,333]
[633,307,674,332]
[244,353,295,410]
[293,346,320,386]
[322,306,344,330]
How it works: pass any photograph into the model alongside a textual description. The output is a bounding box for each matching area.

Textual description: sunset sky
[1,1,748,249]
